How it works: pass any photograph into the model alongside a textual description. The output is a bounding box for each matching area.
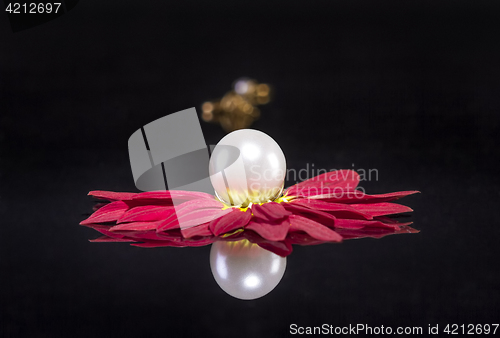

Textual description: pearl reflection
[270,257,281,274]
[267,153,280,169]
[242,143,260,161]
[215,255,228,280]
[244,274,261,288]
[210,240,287,300]
[234,79,250,95]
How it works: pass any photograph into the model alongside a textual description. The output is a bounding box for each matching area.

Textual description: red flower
[81,170,419,257]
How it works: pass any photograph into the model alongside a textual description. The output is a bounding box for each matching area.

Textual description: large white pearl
[209,129,286,206]
[210,240,287,300]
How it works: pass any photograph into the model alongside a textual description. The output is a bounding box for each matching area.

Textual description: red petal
[153,229,184,242]
[117,205,176,223]
[396,225,420,234]
[334,222,419,239]
[290,199,373,219]
[374,216,413,224]
[132,190,214,201]
[80,201,129,225]
[160,208,230,231]
[112,230,175,241]
[88,191,137,201]
[167,198,224,212]
[181,236,217,247]
[157,199,226,231]
[282,202,336,223]
[109,220,162,231]
[257,241,293,257]
[309,190,420,204]
[334,218,400,230]
[335,228,402,240]
[286,232,331,246]
[132,241,187,248]
[181,223,213,238]
[251,202,292,222]
[349,203,413,217]
[127,200,174,208]
[245,217,290,241]
[209,209,252,236]
[131,236,216,248]
[159,201,229,231]
[220,232,294,257]
[285,170,360,197]
[288,215,342,242]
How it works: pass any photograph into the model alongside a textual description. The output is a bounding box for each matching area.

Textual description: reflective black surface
[1,1,499,336]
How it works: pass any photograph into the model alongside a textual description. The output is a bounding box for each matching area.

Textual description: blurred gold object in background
[201,78,272,132]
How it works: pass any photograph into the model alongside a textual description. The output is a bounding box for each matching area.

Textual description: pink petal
[209,209,252,236]
[288,187,355,198]
[374,216,412,224]
[154,229,184,242]
[112,230,174,241]
[335,228,403,240]
[109,220,162,231]
[168,198,225,212]
[282,202,336,224]
[80,201,129,225]
[288,215,342,242]
[124,229,186,245]
[132,241,188,248]
[251,202,292,222]
[396,225,420,234]
[286,232,331,246]
[246,217,290,241]
[285,170,360,197]
[117,205,176,223]
[181,223,213,238]
[159,208,230,231]
[132,190,214,201]
[349,203,413,217]
[334,218,400,230]
[181,236,217,247]
[290,199,373,219]
[88,191,137,201]
[159,209,220,231]
[334,223,419,239]
[131,236,216,248]
[156,199,226,231]
[309,190,420,204]
[257,241,293,257]
[221,232,293,257]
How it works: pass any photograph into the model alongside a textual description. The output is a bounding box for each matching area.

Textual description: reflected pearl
[234,78,252,95]
[209,129,286,206]
[210,240,287,300]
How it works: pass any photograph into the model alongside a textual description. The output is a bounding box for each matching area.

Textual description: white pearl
[210,240,287,300]
[209,129,286,206]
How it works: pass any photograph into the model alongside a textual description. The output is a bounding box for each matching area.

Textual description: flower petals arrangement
[81,128,418,299]
[81,170,418,258]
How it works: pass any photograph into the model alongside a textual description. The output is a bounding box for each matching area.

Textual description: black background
[1,1,499,337]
